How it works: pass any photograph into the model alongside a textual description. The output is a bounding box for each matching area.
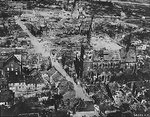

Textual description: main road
[15,16,91,101]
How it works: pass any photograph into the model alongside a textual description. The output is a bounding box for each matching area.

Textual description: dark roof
[0,53,13,68]
[0,53,21,69]
[0,48,15,58]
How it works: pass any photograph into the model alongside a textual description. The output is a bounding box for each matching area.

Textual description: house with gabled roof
[0,52,22,83]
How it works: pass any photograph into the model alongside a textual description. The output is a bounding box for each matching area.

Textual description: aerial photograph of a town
[0,0,150,117]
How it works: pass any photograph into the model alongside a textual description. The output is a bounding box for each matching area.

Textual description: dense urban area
[0,0,150,117]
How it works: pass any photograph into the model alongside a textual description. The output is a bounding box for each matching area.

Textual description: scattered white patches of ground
[91,35,122,50]
[16,16,91,101]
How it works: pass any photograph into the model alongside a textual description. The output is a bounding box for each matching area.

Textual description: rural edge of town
[0,0,150,117]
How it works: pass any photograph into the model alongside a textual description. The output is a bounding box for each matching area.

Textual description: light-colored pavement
[16,17,91,101]
[51,60,91,101]
[15,18,50,57]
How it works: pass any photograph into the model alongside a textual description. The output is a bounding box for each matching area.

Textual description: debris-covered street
[0,0,150,117]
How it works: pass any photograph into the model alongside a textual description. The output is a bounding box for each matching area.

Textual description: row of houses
[9,82,45,97]
[0,46,49,105]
